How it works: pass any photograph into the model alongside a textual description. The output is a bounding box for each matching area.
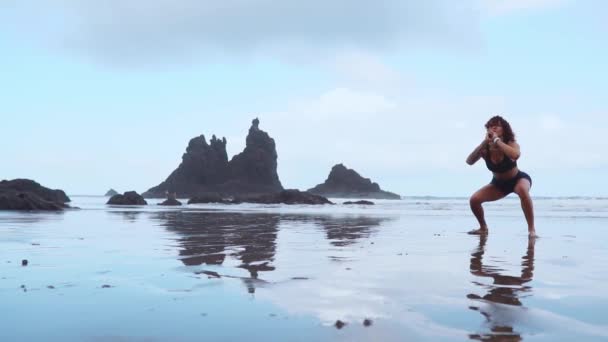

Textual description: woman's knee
[514,184,530,198]
[470,193,483,206]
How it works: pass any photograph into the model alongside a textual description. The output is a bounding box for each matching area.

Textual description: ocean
[2,196,607,341]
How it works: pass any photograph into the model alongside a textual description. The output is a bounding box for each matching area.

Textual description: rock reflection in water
[468,235,536,341]
[153,212,280,283]
[312,216,386,247]
[152,211,392,293]
[106,210,144,223]
[0,211,65,225]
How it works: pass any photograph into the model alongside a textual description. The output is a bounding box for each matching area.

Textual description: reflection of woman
[468,235,536,341]
[466,116,537,237]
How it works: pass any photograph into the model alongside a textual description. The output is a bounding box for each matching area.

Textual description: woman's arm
[466,139,489,165]
[494,139,521,160]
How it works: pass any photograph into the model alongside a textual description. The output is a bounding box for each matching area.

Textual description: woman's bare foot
[528,230,539,238]
[468,228,488,235]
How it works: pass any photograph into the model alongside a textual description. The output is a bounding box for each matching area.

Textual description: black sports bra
[484,153,517,173]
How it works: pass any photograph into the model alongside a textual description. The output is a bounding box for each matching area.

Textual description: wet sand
[1,197,608,341]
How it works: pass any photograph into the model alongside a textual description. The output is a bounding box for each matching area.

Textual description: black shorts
[491,171,532,195]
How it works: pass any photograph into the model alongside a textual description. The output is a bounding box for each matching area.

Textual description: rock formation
[143,118,283,198]
[308,164,400,199]
[0,179,71,211]
[159,198,182,206]
[187,190,332,205]
[343,200,375,205]
[107,191,147,205]
[105,189,119,196]
[188,193,230,204]
[233,190,333,205]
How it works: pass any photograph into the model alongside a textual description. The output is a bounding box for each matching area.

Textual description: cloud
[261,86,506,190]
[1,0,482,66]
[260,84,608,193]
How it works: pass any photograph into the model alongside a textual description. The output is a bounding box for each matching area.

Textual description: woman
[466,115,537,237]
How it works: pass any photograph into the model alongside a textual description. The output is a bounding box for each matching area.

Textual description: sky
[1,0,606,197]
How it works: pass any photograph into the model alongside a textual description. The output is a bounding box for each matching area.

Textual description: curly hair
[485,115,515,143]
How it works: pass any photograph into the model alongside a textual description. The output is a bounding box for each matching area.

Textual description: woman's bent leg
[469,184,506,234]
[514,179,537,237]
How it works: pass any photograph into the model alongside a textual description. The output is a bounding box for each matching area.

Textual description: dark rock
[159,198,182,206]
[101,284,112,288]
[143,134,229,198]
[233,190,333,205]
[363,318,373,327]
[343,200,375,205]
[105,189,119,196]
[188,192,230,204]
[0,192,65,211]
[224,118,283,195]
[308,164,400,199]
[335,320,346,329]
[199,271,221,278]
[0,179,71,211]
[0,179,70,203]
[107,191,147,205]
[21,259,28,266]
[142,118,283,198]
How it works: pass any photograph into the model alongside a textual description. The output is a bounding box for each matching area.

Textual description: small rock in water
[335,320,346,329]
[101,284,112,288]
[47,285,55,289]
[198,270,221,278]
[21,259,28,266]
[363,318,373,327]
[343,200,375,205]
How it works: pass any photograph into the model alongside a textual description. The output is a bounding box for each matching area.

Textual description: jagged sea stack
[143,118,283,198]
[142,134,229,198]
[221,118,283,194]
[308,164,400,199]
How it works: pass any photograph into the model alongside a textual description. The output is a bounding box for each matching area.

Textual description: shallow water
[2,197,608,341]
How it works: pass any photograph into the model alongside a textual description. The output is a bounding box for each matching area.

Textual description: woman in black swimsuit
[466,116,537,238]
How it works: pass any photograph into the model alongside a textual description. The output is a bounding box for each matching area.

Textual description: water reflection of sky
[2,198,608,341]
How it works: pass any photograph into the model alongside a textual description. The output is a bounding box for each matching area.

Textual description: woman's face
[488,123,504,137]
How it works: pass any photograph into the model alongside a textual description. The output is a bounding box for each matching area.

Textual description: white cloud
[0,0,482,65]
[261,87,508,190]
[260,84,608,194]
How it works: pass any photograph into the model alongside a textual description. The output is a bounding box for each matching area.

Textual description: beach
[2,197,608,341]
